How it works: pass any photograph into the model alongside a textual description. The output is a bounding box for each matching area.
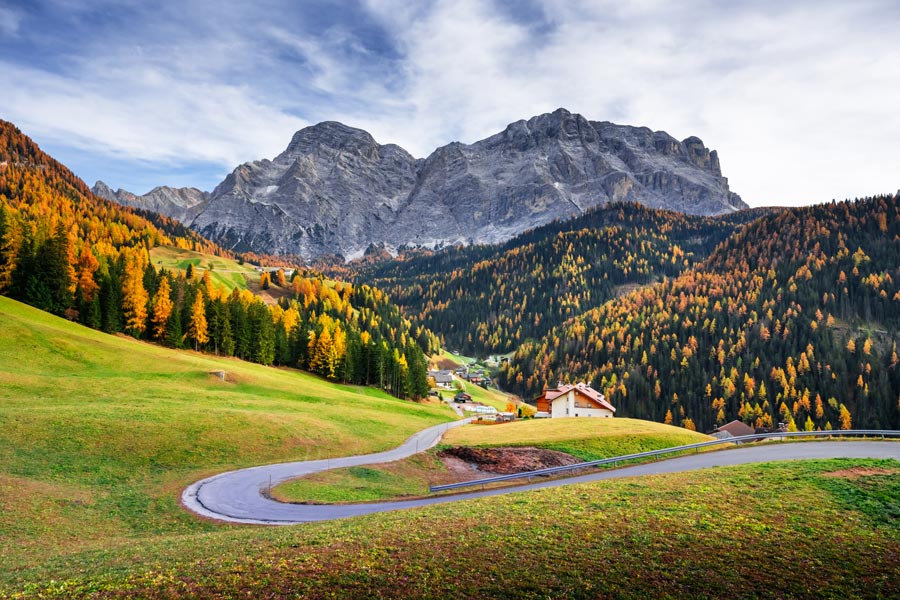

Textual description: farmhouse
[710,419,755,442]
[428,369,454,387]
[535,382,615,418]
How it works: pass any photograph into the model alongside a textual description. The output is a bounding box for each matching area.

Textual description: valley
[2,105,899,599]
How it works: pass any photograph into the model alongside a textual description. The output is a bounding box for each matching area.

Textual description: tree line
[500,195,900,432]
[350,202,765,356]
[0,119,434,400]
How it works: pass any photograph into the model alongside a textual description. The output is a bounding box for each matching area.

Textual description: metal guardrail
[428,429,900,493]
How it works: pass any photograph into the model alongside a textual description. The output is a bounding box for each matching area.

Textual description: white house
[535,382,615,418]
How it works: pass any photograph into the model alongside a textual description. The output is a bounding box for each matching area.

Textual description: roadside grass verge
[269,453,455,504]
[4,459,899,599]
[272,417,715,504]
[0,297,453,572]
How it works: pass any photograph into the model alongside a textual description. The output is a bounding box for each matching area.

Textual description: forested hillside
[0,120,434,399]
[501,195,900,431]
[355,202,767,355]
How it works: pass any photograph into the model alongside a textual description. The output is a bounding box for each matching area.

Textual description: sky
[0,0,898,206]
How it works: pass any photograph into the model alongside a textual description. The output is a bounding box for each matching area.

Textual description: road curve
[183,431,899,525]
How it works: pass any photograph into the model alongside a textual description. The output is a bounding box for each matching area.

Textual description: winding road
[182,421,900,525]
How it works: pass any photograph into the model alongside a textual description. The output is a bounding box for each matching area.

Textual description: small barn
[711,419,756,442]
[534,382,615,418]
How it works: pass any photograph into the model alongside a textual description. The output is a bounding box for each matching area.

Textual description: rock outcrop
[97,109,746,259]
[92,181,209,223]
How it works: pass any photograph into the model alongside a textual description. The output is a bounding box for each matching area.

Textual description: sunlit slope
[443,417,713,460]
[149,245,261,291]
[0,296,451,568]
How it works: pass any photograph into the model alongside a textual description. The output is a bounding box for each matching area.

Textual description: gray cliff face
[99,109,747,259]
[92,181,209,223]
[192,122,418,257]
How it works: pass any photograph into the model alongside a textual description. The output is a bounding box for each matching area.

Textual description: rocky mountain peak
[277,121,382,163]
[99,110,747,261]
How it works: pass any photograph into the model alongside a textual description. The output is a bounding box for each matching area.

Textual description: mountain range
[93,108,746,260]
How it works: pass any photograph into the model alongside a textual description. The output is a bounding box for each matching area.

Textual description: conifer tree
[187,291,208,350]
[122,252,149,337]
[151,277,174,340]
[165,307,183,348]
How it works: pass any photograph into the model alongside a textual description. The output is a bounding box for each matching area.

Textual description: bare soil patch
[822,466,898,479]
[438,446,582,474]
[432,357,458,370]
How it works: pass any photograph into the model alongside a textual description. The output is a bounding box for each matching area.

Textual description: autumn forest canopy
[351,196,900,433]
[2,118,899,432]
[0,120,435,400]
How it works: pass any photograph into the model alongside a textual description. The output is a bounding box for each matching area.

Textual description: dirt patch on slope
[822,466,898,479]
[432,357,459,370]
[438,446,582,474]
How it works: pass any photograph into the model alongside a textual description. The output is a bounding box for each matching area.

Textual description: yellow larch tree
[187,291,209,350]
[151,276,174,340]
[121,249,149,337]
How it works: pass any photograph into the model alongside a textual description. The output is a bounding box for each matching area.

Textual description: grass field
[273,417,715,504]
[452,378,518,412]
[270,452,454,504]
[3,297,899,598]
[5,459,899,599]
[442,417,714,460]
[0,297,453,577]
[149,246,260,291]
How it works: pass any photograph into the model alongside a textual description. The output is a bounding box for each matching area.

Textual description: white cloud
[1,0,897,204]
[0,61,306,169]
[351,0,900,205]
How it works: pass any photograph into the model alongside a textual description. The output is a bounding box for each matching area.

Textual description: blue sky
[1,0,898,205]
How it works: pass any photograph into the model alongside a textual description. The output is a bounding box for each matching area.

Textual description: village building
[710,419,756,441]
[534,382,615,418]
[427,369,454,388]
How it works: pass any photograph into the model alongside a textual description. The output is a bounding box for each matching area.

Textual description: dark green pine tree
[249,302,275,366]
[405,342,430,400]
[99,269,123,333]
[205,300,223,355]
[164,307,183,349]
[219,310,235,357]
[274,322,290,366]
[10,231,37,304]
[229,297,250,360]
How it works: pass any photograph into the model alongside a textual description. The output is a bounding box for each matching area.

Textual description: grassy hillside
[0,296,452,574]
[149,246,260,292]
[5,459,899,598]
[442,417,713,460]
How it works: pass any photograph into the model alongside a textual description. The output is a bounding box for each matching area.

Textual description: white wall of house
[550,391,613,418]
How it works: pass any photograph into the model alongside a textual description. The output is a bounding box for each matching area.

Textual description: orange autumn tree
[151,276,174,341]
[187,291,209,350]
[121,248,149,337]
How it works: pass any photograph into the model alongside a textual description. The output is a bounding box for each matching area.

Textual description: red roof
[537,382,616,413]
[715,420,755,437]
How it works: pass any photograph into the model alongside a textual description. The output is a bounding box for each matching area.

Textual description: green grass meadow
[0,296,452,578]
[149,246,260,291]
[2,296,899,598]
[5,459,900,599]
[442,416,714,460]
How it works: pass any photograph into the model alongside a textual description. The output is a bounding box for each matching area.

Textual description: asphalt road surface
[183,427,899,525]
